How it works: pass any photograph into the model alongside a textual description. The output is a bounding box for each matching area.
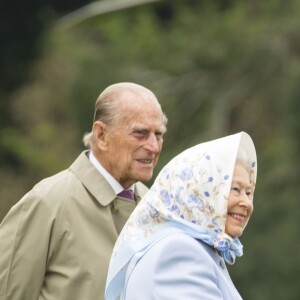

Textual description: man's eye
[133,132,146,138]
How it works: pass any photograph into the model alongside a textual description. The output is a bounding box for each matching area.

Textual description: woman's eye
[231,187,239,195]
[155,133,163,141]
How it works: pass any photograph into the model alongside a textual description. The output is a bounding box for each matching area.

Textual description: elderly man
[0,82,167,300]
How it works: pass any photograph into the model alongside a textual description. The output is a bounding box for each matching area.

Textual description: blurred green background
[0,0,299,299]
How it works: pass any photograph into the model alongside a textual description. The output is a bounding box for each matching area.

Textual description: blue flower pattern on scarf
[106,132,257,300]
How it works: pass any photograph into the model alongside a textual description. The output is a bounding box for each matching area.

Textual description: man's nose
[144,134,161,153]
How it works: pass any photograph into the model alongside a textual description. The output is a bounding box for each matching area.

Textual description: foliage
[1,0,299,299]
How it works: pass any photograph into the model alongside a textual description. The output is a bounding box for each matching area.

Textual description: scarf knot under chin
[213,233,243,265]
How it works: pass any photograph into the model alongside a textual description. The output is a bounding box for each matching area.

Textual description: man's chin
[136,172,153,182]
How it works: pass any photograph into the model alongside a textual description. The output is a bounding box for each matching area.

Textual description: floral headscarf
[105,132,257,300]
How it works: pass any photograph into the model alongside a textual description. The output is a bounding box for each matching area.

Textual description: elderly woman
[105,132,257,300]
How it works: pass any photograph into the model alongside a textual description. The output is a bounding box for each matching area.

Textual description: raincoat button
[219,259,225,269]
[110,202,118,213]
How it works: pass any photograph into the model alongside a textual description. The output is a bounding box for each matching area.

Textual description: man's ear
[93,121,109,151]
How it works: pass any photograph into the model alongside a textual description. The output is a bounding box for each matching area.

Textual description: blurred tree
[0,0,94,170]
[0,0,91,92]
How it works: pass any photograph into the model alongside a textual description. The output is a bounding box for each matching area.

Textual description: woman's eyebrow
[232,178,252,189]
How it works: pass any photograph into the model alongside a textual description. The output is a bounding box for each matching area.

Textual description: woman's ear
[92,121,109,151]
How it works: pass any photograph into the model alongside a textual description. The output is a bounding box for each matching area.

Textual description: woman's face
[225,162,254,237]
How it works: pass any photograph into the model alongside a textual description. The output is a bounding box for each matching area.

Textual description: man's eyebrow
[132,126,148,132]
[132,126,163,132]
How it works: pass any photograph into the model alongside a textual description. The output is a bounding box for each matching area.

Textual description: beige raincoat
[0,151,147,300]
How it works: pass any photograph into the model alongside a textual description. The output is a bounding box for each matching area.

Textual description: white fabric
[105,132,257,300]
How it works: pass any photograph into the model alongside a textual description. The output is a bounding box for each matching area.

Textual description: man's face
[98,99,165,189]
[225,162,254,237]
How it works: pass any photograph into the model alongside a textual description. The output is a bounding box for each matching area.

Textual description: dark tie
[118,189,135,202]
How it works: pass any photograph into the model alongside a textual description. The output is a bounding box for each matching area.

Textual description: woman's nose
[239,192,253,209]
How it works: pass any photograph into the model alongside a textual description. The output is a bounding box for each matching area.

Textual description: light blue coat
[124,233,243,300]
